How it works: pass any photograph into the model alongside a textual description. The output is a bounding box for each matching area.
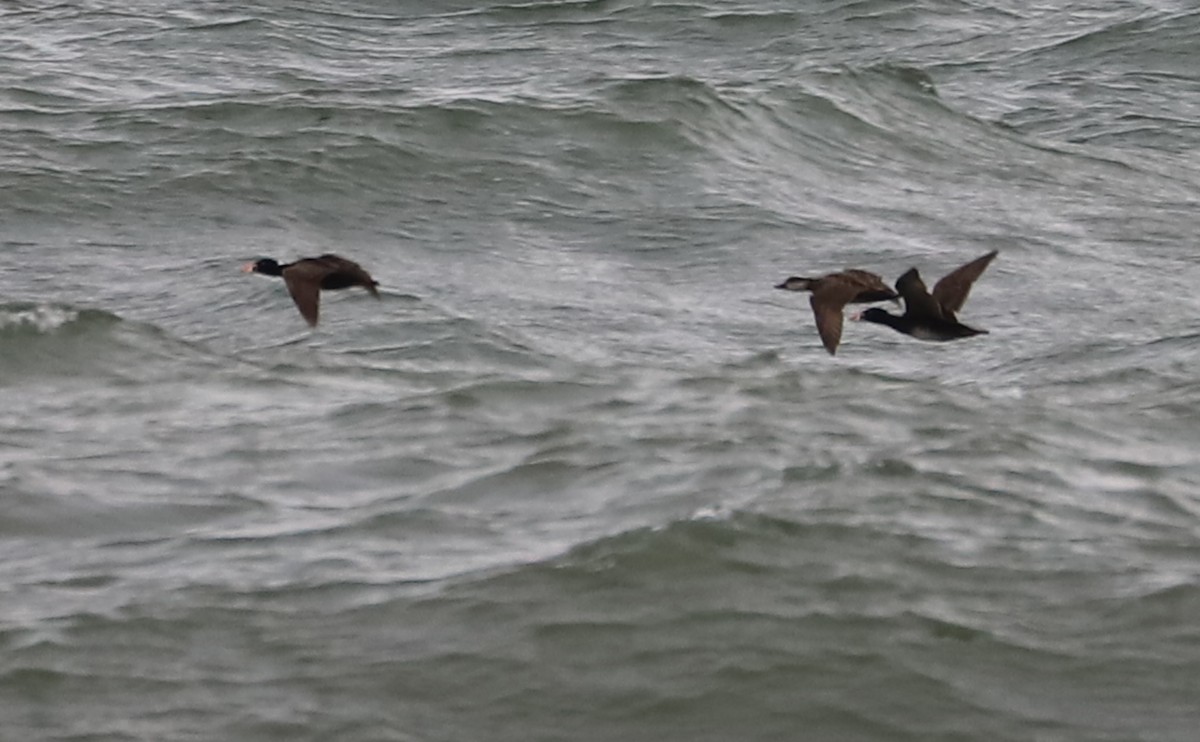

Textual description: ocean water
[3,1,1200,739]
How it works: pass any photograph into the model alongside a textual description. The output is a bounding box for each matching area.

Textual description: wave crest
[0,302,119,336]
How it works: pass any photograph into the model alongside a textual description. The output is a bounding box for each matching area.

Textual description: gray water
[3,1,1200,740]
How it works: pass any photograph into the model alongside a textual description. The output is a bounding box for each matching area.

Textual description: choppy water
[3,1,1200,740]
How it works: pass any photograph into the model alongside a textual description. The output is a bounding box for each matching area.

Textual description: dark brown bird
[776,269,900,355]
[853,250,997,342]
[242,254,379,326]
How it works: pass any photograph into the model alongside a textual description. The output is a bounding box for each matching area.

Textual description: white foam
[0,304,81,333]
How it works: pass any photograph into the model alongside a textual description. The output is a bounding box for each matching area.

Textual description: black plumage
[854,251,997,342]
[243,254,379,326]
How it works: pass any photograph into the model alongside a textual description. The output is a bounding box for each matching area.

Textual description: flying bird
[853,250,997,342]
[776,269,900,355]
[243,253,379,326]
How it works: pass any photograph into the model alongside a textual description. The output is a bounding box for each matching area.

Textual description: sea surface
[3,1,1200,740]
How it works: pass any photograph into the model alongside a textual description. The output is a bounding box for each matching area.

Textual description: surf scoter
[776,269,900,355]
[852,251,997,342]
[243,254,379,326]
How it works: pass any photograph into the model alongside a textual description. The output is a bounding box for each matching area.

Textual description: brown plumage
[242,254,380,326]
[776,269,900,355]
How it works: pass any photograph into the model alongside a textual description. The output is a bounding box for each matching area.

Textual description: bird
[242,253,379,326]
[852,250,997,342]
[776,269,900,355]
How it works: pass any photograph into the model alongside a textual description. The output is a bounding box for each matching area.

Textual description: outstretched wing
[808,280,863,355]
[895,268,944,320]
[931,250,997,318]
[282,267,323,326]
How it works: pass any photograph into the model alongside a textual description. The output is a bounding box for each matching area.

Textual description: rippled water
[3,2,1200,740]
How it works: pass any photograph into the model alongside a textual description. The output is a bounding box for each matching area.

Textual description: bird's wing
[842,269,883,285]
[840,269,897,303]
[318,254,380,297]
[282,267,323,326]
[809,280,863,355]
[313,253,355,269]
[931,250,997,317]
[895,268,945,320]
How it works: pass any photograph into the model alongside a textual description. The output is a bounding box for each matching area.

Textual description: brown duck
[853,250,997,341]
[776,269,900,355]
[243,254,379,326]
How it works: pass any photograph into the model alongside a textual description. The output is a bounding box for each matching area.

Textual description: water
[3,1,1200,739]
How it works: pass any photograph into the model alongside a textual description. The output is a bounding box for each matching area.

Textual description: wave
[0,302,236,384]
[2,51,1117,228]
[1009,9,1200,66]
[469,0,636,23]
[0,301,128,380]
[0,302,118,335]
[583,64,1034,185]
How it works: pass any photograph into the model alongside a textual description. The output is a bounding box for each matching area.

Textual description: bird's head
[851,308,891,324]
[775,276,815,291]
[242,258,283,276]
